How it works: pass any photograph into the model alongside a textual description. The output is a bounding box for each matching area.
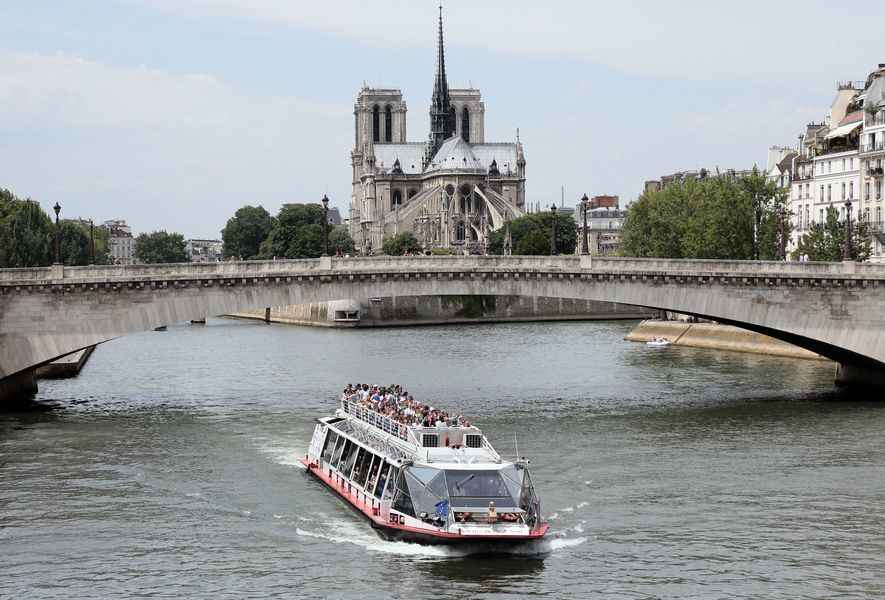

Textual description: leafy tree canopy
[382,232,422,256]
[487,212,576,255]
[134,231,188,264]
[0,188,53,268]
[222,205,273,259]
[793,206,871,262]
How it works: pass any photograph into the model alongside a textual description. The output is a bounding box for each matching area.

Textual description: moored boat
[301,385,549,546]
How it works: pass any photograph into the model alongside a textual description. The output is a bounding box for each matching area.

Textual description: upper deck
[338,395,500,464]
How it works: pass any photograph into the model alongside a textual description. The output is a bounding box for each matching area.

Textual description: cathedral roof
[374,144,425,175]
[428,136,482,171]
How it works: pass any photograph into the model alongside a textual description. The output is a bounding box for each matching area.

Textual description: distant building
[186,239,223,263]
[327,207,342,226]
[103,219,134,265]
[575,207,627,255]
[644,168,751,195]
[588,195,619,210]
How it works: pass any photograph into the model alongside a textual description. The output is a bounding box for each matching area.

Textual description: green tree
[258,203,325,259]
[222,205,273,259]
[0,189,53,267]
[794,206,871,262]
[134,231,188,264]
[329,225,355,255]
[382,232,422,255]
[488,212,577,255]
[57,220,111,266]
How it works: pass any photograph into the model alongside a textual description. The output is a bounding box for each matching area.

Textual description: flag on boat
[434,500,449,519]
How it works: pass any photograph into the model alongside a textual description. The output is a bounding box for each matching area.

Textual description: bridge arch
[2,256,884,386]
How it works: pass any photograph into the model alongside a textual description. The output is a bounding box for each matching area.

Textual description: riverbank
[625,320,829,361]
[229,295,657,328]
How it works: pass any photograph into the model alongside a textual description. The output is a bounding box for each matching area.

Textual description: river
[2,318,883,599]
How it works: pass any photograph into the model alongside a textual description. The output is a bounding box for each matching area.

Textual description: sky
[1,0,884,239]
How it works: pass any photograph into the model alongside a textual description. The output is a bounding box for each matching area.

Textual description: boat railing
[340,396,416,444]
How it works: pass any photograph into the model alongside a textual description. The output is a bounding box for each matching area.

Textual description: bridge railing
[3,255,885,284]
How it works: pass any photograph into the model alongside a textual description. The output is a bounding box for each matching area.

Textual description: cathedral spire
[427,3,454,164]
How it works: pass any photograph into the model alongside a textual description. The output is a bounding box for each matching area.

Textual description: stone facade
[348,9,525,255]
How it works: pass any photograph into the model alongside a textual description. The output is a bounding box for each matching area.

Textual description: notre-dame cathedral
[348,8,526,255]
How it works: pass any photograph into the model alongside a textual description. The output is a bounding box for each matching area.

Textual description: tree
[382,232,421,255]
[0,189,53,268]
[487,212,577,255]
[794,206,871,262]
[134,231,188,264]
[58,220,111,266]
[222,205,273,259]
[620,172,789,260]
[257,203,325,259]
[329,225,355,255]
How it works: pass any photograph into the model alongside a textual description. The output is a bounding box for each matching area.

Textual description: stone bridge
[2,255,884,396]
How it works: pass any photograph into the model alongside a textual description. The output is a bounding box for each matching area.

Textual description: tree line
[619,169,871,261]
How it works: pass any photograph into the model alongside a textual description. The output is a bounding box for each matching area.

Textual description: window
[321,431,339,464]
[372,105,380,143]
[465,434,483,448]
[384,105,392,142]
[866,182,871,200]
[446,470,512,501]
[842,159,846,171]
[798,210,803,230]
[827,184,832,201]
[849,181,854,199]
[820,185,824,200]
[461,106,470,142]
[820,209,824,222]
[373,462,391,498]
[877,206,882,225]
[841,182,845,200]
[805,205,810,226]
[877,180,882,200]
[422,433,439,448]
[828,161,832,173]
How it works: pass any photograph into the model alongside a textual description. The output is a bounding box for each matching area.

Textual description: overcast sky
[2,0,884,238]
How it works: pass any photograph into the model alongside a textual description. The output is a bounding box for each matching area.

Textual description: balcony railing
[861,141,885,153]
[868,166,884,177]
[865,113,885,127]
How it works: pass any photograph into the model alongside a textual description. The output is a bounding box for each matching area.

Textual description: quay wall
[625,320,828,361]
[230,295,656,328]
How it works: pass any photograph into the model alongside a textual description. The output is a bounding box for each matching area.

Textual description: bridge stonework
[2,256,884,389]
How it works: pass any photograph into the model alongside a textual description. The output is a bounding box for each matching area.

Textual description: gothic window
[449,106,456,137]
[385,105,392,142]
[372,105,380,143]
[456,221,465,241]
[461,107,470,142]
[391,190,402,210]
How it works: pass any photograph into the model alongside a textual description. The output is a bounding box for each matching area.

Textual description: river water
[2,318,883,599]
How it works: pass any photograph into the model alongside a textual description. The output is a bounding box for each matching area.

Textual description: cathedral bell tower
[426,6,454,166]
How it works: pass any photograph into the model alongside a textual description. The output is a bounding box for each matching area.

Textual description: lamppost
[550,203,557,255]
[52,202,61,264]
[89,218,95,265]
[842,198,853,260]
[580,193,590,255]
[321,194,330,256]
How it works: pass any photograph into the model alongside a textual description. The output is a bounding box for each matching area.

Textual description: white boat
[646,337,671,347]
[301,389,549,546]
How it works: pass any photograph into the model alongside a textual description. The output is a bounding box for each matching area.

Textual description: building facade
[348,9,525,255]
[576,207,627,255]
[103,219,134,265]
[860,65,885,258]
[186,239,223,263]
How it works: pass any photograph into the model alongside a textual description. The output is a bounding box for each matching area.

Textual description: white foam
[255,438,308,468]
[560,506,575,513]
[576,501,589,509]
[548,512,560,520]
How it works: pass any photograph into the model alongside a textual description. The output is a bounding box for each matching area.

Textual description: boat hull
[300,458,549,546]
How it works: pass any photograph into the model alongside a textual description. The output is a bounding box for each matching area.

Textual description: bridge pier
[834,364,885,389]
[0,370,38,406]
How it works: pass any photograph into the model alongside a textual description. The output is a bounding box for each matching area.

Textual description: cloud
[137,0,884,85]
[0,51,351,238]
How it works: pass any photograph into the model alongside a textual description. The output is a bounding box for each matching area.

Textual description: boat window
[365,455,381,492]
[349,447,367,480]
[373,462,391,498]
[391,469,415,517]
[421,433,439,448]
[355,451,374,488]
[464,434,483,448]
[446,470,511,499]
[382,466,399,501]
[321,432,338,464]
[330,436,347,468]
[340,441,359,476]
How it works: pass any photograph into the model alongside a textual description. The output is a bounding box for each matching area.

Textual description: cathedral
[348,8,526,255]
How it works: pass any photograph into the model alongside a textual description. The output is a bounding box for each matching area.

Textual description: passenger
[487,501,497,523]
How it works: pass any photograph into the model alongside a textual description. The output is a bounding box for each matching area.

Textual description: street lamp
[321,194,330,256]
[580,194,590,256]
[550,203,557,255]
[843,198,853,260]
[53,202,61,264]
[89,218,95,265]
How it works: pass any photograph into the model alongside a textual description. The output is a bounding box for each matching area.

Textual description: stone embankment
[230,295,656,328]
[625,320,828,361]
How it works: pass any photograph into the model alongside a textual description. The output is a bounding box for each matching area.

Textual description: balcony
[860,141,885,154]
[868,166,884,177]
[865,113,885,127]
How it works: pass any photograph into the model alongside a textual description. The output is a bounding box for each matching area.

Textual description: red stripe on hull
[299,458,549,544]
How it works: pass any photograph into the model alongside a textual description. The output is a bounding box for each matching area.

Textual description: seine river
[2,318,883,599]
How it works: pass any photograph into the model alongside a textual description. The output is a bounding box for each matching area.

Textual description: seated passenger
[487,501,497,523]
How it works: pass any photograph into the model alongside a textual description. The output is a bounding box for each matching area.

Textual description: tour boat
[300,391,549,546]
[646,337,671,347]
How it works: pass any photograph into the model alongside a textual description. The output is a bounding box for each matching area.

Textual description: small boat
[153,325,167,332]
[646,337,671,347]
[301,387,549,546]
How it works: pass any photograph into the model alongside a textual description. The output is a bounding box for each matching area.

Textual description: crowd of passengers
[342,384,472,429]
